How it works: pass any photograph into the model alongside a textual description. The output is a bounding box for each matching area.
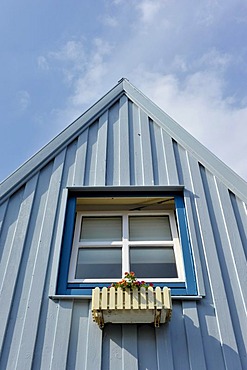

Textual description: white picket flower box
[92,286,172,328]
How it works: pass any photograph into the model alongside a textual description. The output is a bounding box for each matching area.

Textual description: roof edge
[122,80,247,204]
[1,78,246,205]
[0,79,127,203]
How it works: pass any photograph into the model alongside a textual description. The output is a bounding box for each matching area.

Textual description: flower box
[92,286,172,328]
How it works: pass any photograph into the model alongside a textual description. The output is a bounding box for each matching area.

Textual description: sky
[0,0,247,183]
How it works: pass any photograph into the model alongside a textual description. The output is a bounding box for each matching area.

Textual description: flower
[110,272,154,290]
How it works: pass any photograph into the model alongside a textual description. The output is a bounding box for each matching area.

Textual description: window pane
[130,247,178,278]
[129,216,172,241]
[80,217,122,241]
[75,248,122,279]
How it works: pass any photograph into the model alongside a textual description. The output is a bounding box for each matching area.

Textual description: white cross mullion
[122,213,129,277]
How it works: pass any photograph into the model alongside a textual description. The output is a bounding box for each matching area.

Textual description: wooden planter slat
[155,287,162,309]
[148,286,154,309]
[117,287,123,309]
[92,286,172,328]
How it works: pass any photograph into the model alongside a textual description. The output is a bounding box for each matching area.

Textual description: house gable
[0,79,246,370]
[1,78,246,205]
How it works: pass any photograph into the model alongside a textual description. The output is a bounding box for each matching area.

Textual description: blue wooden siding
[0,92,246,370]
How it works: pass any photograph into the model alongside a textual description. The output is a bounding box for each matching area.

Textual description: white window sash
[68,210,185,283]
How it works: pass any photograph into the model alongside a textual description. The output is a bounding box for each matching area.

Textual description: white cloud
[196,49,232,71]
[101,15,118,27]
[16,90,31,111]
[68,38,112,106]
[111,0,123,4]
[172,56,188,73]
[45,37,113,127]
[195,1,221,26]
[37,1,247,181]
[136,0,165,23]
[48,40,86,62]
[133,68,247,181]
[45,40,87,83]
[37,56,49,71]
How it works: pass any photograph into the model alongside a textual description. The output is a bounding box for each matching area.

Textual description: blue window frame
[56,187,197,296]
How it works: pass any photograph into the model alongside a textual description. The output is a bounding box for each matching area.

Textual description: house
[0,78,246,370]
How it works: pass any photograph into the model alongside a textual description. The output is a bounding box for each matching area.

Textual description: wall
[0,96,246,369]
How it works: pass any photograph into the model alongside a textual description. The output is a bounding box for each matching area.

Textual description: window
[68,211,185,283]
[56,187,197,296]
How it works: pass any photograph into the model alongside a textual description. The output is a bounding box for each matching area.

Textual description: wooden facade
[0,79,246,369]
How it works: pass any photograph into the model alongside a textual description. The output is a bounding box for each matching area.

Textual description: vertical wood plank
[0,199,8,236]
[155,287,162,309]
[84,301,103,370]
[122,325,138,370]
[183,153,206,296]
[137,324,157,370]
[63,140,78,187]
[229,193,247,256]
[132,289,139,309]
[188,154,241,369]
[187,158,226,369]
[0,167,53,370]
[148,287,154,309]
[140,287,147,309]
[95,111,108,185]
[140,111,153,185]
[163,287,171,309]
[129,102,143,185]
[156,325,174,370]
[92,287,100,310]
[101,287,108,309]
[84,121,99,186]
[150,122,169,185]
[49,300,73,370]
[33,299,59,370]
[0,175,38,358]
[102,324,122,370]
[117,287,123,309]
[14,152,65,370]
[119,95,130,185]
[109,287,116,309]
[216,179,247,307]
[125,289,131,309]
[162,131,179,185]
[170,302,190,370]
[33,147,76,368]
[73,129,88,186]
[183,301,207,370]
[202,173,247,369]
[66,301,90,370]
[106,102,120,185]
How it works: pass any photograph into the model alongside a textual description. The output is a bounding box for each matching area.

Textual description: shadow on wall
[101,304,243,370]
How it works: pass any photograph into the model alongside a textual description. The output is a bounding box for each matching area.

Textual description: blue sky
[1,0,247,183]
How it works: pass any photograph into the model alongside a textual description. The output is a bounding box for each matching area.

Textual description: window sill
[49,294,203,301]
